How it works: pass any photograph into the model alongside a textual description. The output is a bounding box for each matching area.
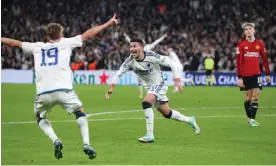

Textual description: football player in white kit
[163,47,195,92]
[105,38,200,143]
[123,33,168,99]
[1,14,118,159]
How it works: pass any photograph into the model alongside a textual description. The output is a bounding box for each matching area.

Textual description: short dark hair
[46,23,63,40]
[130,38,144,46]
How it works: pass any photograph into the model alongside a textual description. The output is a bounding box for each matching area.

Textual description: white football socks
[170,110,191,124]
[144,108,154,136]
[77,116,90,145]
[39,119,59,143]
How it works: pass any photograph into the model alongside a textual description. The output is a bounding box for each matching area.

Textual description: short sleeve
[22,42,36,53]
[67,35,83,48]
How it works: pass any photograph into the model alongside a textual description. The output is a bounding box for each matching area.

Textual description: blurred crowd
[1,0,276,72]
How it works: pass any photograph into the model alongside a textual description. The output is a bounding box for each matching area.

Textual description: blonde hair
[242,22,255,29]
[46,23,64,40]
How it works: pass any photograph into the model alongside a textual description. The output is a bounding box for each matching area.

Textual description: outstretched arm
[81,14,118,41]
[105,56,132,99]
[1,38,22,48]
[1,37,35,53]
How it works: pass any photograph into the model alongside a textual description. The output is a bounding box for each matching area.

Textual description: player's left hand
[174,78,182,92]
[237,78,244,88]
[266,75,271,84]
[109,14,118,25]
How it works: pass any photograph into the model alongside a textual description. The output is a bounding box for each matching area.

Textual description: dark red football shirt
[236,39,270,77]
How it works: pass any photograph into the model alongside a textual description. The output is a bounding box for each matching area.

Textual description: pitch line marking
[2,115,276,125]
[1,105,276,125]
[2,114,276,125]
[86,106,276,117]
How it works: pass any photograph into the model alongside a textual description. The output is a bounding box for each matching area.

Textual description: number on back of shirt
[40,47,59,66]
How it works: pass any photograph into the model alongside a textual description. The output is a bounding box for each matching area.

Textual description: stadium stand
[1,0,276,72]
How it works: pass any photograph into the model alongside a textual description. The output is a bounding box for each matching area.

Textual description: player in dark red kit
[236,22,271,127]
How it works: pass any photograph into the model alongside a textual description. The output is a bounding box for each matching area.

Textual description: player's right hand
[174,78,182,92]
[237,78,245,88]
[105,90,112,99]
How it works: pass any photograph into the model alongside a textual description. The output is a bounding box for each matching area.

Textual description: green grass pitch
[1,84,276,165]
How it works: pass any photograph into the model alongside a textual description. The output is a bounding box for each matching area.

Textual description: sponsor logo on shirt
[244,52,259,57]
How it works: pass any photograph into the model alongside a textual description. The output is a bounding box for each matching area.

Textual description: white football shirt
[112,51,180,90]
[22,35,82,95]
[168,51,182,68]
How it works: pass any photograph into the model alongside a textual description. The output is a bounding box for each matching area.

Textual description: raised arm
[123,33,131,43]
[1,38,22,48]
[146,33,167,50]
[105,56,132,99]
[1,37,36,53]
[81,14,118,42]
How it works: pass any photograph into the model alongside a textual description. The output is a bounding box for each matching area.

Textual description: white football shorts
[147,83,169,108]
[34,90,82,118]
